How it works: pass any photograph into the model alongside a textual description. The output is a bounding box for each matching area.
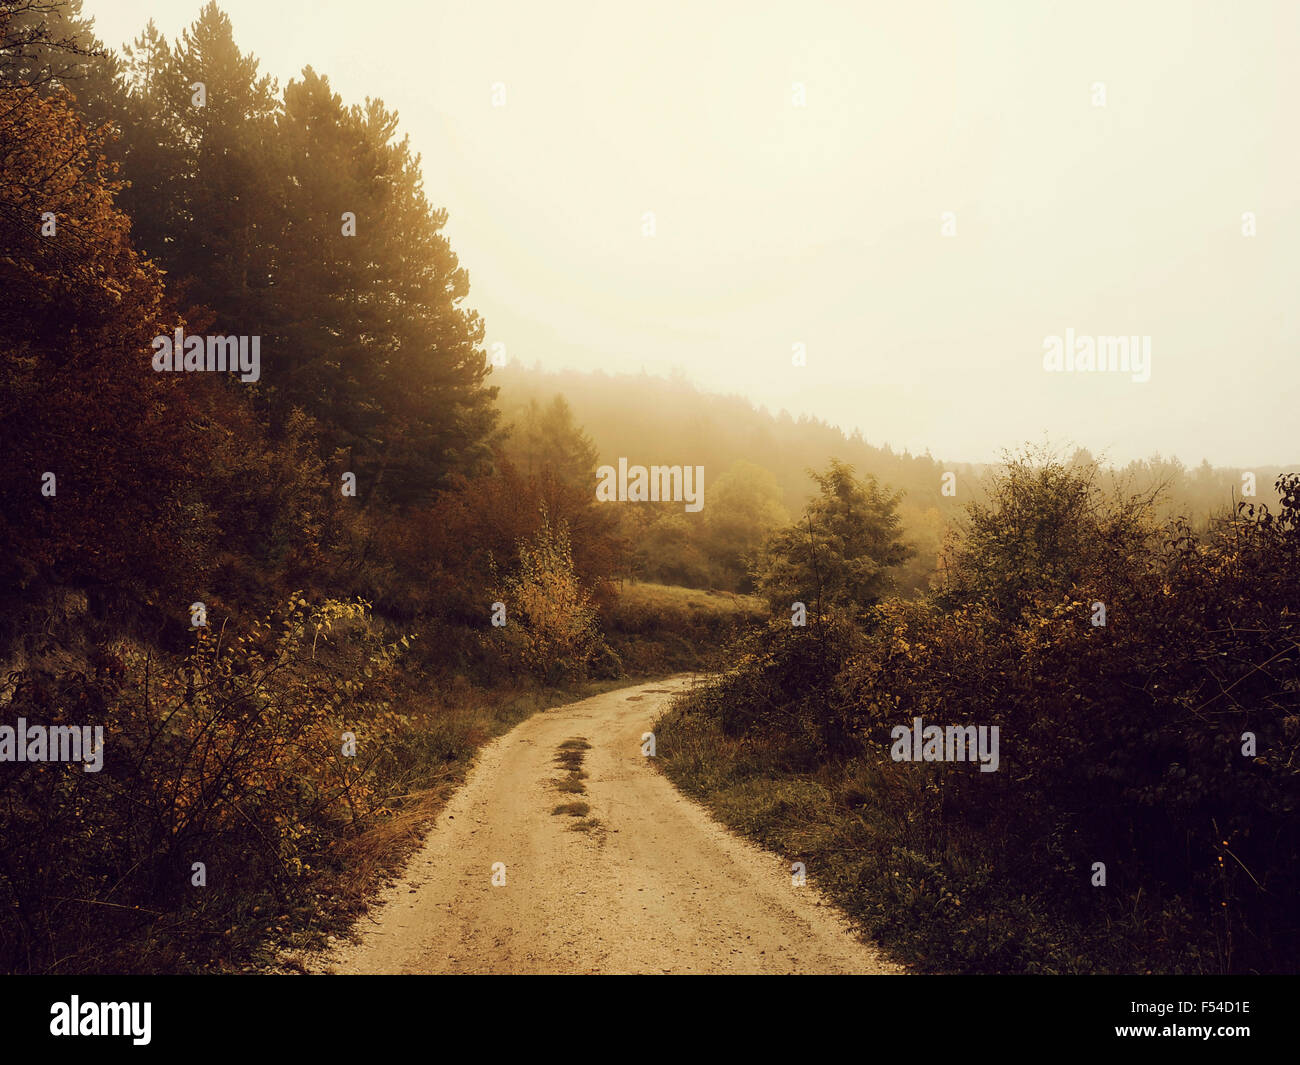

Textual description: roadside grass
[553,739,590,798]
[555,749,587,771]
[651,691,1208,975]
[604,582,764,674]
[550,740,602,831]
[614,582,762,614]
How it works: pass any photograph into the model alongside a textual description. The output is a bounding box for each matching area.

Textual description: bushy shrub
[490,518,613,685]
[0,594,414,973]
[673,458,1300,972]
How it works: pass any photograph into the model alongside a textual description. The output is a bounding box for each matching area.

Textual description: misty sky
[85,0,1300,467]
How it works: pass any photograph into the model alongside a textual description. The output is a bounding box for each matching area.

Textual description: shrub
[0,594,413,973]
[662,460,1300,973]
[491,517,612,685]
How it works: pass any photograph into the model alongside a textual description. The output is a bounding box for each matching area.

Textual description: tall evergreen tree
[756,460,913,614]
[101,3,498,505]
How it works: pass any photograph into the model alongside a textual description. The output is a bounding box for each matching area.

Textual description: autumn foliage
[0,2,625,973]
[671,456,1300,972]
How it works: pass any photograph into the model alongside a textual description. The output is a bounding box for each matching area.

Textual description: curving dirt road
[317,676,903,975]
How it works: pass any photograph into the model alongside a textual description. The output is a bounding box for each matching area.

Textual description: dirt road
[317,676,903,974]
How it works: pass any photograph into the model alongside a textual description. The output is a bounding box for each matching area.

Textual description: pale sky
[85,0,1300,467]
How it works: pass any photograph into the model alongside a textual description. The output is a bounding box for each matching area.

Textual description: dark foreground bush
[0,596,419,972]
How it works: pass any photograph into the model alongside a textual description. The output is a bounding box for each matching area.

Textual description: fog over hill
[495,361,1292,591]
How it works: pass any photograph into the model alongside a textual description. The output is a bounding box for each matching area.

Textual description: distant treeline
[495,363,1293,595]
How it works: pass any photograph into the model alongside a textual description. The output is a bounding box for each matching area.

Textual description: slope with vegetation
[495,363,1294,599]
[656,451,1300,973]
[0,0,734,974]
